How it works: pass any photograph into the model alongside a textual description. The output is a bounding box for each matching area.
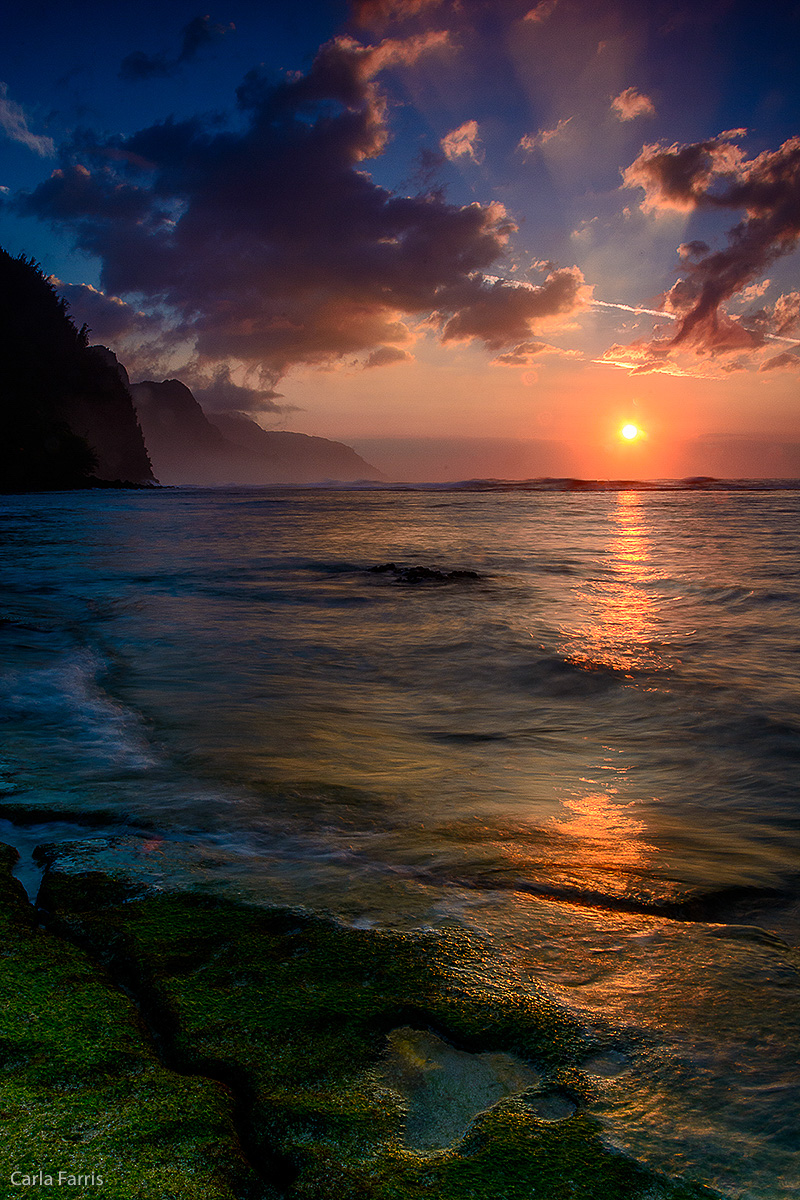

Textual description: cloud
[615,132,800,366]
[53,279,156,340]
[517,117,571,155]
[622,133,746,213]
[120,15,234,82]
[20,32,583,382]
[759,351,800,371]
[351,0,443,28]
[592,298,676,319]
[677,240,710,260]
[611,88,655,121]
[747,290,800,338]
[188,365,290,412]
[735,279,771,304]
[597,340,691,377]
[441,120,482,164]
[0,83,54,156]
[49,278,178,376]
[437,266,590,349]
[492,340,580,366]
[571,216,597,242]
[523,0,559,23]
[363,345,413,367]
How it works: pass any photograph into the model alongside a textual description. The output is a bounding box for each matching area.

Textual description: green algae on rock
[0,843,272,1200]
[29,836,719,1200]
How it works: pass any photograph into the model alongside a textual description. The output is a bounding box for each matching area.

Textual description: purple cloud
[20,31,587,396]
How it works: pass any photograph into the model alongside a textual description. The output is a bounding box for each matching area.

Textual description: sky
[1,0,799,478]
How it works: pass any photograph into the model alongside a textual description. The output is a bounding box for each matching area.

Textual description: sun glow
[621,423,639,440]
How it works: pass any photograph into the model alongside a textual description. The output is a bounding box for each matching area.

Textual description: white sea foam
[0,648,157,772]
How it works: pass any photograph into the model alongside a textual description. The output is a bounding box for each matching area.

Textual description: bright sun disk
[621,424,639,440]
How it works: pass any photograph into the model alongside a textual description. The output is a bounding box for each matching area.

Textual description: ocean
[1,485,799,1198]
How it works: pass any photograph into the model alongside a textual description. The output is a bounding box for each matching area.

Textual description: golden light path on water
[461,492,800,1199]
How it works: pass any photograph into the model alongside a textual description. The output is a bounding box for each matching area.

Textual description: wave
[0,648,157,773]
[300,477,800,493]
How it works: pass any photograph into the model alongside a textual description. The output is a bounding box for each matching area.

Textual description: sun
[621,423,639,440]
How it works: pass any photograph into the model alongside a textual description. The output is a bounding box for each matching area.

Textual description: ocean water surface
[1,486,799,1197]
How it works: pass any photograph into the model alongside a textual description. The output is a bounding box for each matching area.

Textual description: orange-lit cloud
[492,340,581,366]
[518,117,572,155]
[613,133,800,371]
[748,291,800,338]
[441,120,482,164]
[523,0,559,24]
[24,30,578,397]
[611,87,655,121]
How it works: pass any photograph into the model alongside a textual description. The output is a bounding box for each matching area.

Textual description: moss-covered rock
[31,838,718,1200]
[0,843,272,1199]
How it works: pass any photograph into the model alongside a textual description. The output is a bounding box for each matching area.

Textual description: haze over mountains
[130,378,382,486]
[0,249,381,491]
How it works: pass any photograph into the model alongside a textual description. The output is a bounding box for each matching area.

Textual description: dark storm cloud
[19,32,586,392]
[621,133,800,365]
[120,15,234,82]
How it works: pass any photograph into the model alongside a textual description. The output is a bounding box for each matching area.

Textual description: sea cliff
[0,250,154,491]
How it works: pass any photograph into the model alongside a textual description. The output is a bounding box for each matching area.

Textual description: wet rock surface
[0,837,719,1199]
[368,562,483,584]
[381,1027,542,1151]
[0,842,266,1199]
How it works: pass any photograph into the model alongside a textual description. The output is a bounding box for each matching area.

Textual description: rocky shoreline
[0,836,717,1199]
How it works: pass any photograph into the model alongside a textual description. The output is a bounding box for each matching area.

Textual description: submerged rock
[368,562,483,584]
[11,835,719,1200]
[381,1027,542,1151]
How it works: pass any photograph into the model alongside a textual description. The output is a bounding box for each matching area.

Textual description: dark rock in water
[14,835,718,1200]
[369,562,483,584]
[0,249,154,491]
